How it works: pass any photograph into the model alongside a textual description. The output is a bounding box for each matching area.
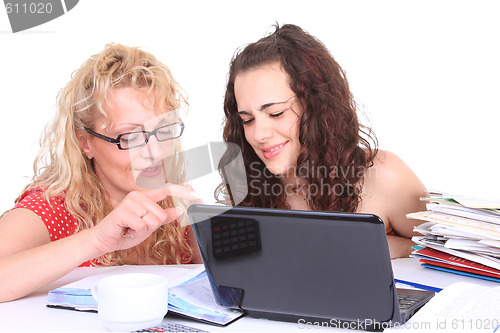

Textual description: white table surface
[0,258,496,332]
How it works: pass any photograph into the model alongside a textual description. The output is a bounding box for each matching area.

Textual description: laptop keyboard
[398,293,426,311]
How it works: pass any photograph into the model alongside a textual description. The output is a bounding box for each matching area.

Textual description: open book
[388,282,500,331]
[46,265,244,326]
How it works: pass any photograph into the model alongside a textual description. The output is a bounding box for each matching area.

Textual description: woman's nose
[252,118,273,143]
[143,135,167,160]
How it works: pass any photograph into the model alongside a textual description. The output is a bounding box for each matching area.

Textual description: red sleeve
[14,188,79,241]
[13,188,94,267]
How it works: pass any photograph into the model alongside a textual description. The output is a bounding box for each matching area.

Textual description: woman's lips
[261,142,287,159]
[136,164,163,177]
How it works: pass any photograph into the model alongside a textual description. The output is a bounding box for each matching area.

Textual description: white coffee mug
[91,273,169,332]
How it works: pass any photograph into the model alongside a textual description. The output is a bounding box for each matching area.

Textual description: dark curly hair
[218,24,378,212]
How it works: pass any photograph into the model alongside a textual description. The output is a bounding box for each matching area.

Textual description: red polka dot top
[13,187,93,267]
[13,187,193,266]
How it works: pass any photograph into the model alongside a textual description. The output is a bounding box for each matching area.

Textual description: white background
[0,0,499,214]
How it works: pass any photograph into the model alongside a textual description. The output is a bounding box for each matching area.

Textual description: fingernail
[175,207,184,217]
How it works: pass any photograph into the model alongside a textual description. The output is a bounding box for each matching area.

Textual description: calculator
[133,323,209,332]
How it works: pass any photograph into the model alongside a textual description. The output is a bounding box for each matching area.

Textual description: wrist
[75,228,108,262]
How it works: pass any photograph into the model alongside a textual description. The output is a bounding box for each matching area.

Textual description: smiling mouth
[263,143,286,153]
[142,166,160,172]
[261,142,287,159]
[136,164,163,177]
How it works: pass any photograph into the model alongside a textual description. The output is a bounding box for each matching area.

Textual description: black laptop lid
[188,204,400,324]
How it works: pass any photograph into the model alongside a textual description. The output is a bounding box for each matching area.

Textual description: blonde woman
[0,43,202,302]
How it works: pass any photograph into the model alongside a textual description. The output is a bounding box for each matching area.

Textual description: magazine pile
[407,191,500,282]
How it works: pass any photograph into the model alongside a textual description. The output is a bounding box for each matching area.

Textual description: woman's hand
[90,186,200,257]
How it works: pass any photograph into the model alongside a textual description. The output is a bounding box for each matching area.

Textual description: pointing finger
[142,185,201,203]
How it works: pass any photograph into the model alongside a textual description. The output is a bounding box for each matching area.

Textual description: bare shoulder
[360,149,427,237]
[364,150,419,192]
[0,208,51,257]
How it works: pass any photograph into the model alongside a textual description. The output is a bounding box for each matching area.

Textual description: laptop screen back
[188,204,401,325]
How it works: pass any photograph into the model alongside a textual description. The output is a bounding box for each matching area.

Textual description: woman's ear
[76,129,93,159]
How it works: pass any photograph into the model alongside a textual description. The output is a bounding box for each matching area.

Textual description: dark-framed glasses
[84,121,185,150]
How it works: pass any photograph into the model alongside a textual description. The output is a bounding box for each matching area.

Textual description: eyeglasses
[84,121,184,150]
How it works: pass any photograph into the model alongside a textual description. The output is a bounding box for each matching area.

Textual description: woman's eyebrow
[112,118,171,132]
[259,101,285,111]
[238,100,287,114]
[109,123,143,133]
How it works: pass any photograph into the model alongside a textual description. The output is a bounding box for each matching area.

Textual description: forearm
[0,189,192,303]
[0,228,102,302]
[386,234,415,259]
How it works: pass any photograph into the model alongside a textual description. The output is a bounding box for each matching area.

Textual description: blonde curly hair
[18,43,192,265]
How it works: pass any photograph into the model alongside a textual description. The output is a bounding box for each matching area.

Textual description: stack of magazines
[407,191,500,282]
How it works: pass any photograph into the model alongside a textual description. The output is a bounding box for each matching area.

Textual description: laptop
[187,204,434,331]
